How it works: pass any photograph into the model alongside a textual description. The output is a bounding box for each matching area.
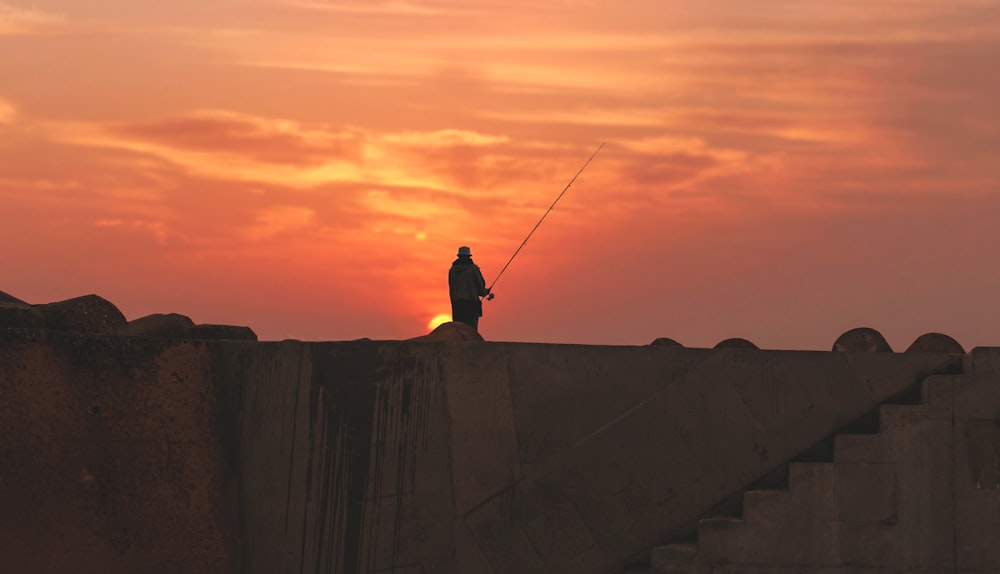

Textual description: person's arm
[476,267,488,297]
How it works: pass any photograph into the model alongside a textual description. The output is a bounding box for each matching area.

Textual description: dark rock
[0,301,45,329]
[189,324,258,341]
[905,333,965,354]
[715,338,759,349]
[833,327,893,352]
[650,337,683,347]
[36,294,127,335]
[409,321,484,342]
[124,313,196,339]
[0,290,28,304]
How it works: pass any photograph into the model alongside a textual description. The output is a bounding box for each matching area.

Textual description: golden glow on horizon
[427,314,451,331]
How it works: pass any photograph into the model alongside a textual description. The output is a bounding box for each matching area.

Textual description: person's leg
[451,301,476,328]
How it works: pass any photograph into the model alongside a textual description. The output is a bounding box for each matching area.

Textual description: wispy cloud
[243,205,316,240]
[0,2,66,35]
[0,97,15,124]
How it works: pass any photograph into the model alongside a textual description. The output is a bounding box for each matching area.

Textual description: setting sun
[427,314,452,331]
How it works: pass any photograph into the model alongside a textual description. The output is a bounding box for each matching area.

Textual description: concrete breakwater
[5,323,997,573]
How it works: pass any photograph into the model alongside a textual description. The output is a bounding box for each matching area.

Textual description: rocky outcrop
[410,321,485,341]
[0,300,45,329]
[906,332,965,354]
[188,324,258,342]
[715,337,758,349]
[36,294,127,335]
[124,313,196,339]
[833,327,893,352]
[1,291,258,343]
[0,290,28,304]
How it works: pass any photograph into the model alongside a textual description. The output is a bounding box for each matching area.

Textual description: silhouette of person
[449,245,491,330]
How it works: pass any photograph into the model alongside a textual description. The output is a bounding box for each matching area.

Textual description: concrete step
[650,544,703,574]
[787,461,834,496]
[879,403,928,434]
[741,489,788,523]
[833,433,885,463]
[920,374,956,417]
[962,347,1000,374]
[696,516,745,553]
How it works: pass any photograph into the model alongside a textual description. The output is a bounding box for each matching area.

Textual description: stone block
[714,338,758,349]
[833,327,892,352]
[189,323,257,341]
[124,313,195,339]
[0,290,28,304]
[36,294,127,334]
[409,321,484,341]
[905,333,964,354]
[0,301,45,329]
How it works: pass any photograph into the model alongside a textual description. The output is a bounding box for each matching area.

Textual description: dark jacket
[449,257,487,301]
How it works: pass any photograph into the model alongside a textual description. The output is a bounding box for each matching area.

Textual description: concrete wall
[4,329,989,574]
[210,340,962,574]
[651,348,1000,573]
[0,330,233,573]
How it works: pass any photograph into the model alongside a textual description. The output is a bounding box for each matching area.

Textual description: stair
[645,363,998,573]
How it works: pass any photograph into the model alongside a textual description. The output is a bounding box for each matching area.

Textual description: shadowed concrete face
[6,328,993,574]
[0,331,232,573]
[210,340,963,574]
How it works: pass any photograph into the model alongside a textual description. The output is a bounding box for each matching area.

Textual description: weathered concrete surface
[0,330,233,573]
[210,341,962,574]
[2,328,980,574]
[651,347,1000,574]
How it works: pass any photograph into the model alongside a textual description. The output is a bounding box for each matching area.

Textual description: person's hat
[457,246,472,256]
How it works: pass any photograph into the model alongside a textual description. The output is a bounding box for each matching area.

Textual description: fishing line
[487,142,605,295]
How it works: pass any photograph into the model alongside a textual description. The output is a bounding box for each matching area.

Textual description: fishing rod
[486,142,605,297]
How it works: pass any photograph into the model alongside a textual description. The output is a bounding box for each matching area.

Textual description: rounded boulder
[905,333,965,354]
[833,327,893,352]
[124,313,196,339]
[715,338,759,349]
[37,294,127,335]
[410,321,484,342]
[0,301,45,329]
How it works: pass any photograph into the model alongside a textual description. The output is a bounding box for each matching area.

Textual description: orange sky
[2,0,999,349]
